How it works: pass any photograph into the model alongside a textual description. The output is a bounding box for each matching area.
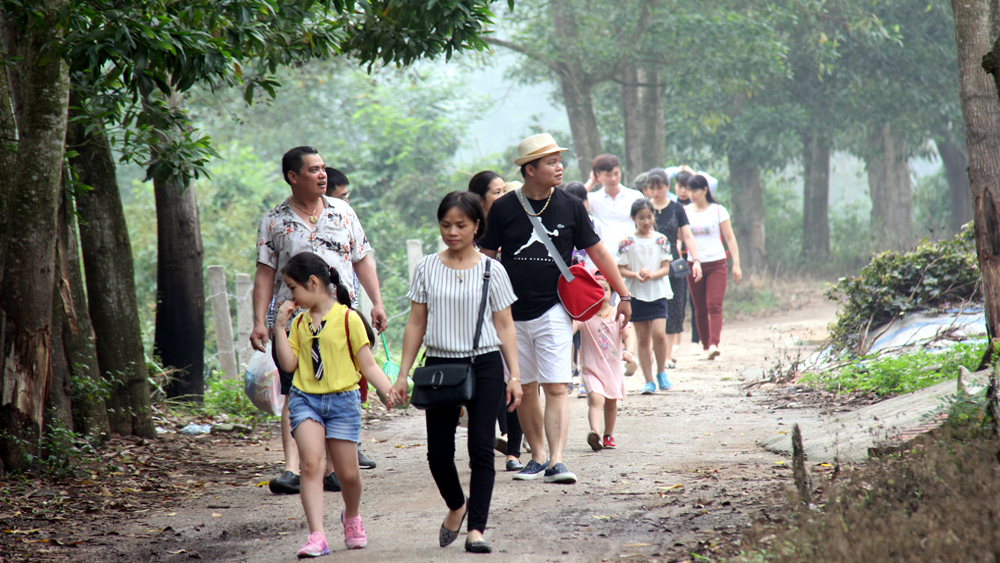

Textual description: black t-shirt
[479,189,601,321]
[653,200,690,249]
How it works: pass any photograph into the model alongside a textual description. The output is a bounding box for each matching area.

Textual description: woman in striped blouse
[392,191,523,554]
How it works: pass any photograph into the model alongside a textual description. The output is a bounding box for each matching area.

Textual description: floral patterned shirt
[257,195,371,325]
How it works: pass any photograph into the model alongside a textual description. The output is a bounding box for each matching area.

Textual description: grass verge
[800,341,985,397]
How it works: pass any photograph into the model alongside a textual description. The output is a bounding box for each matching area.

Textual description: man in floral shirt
[250,146,386,494]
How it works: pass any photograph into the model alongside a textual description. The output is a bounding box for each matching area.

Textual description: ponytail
[327,266,352,307]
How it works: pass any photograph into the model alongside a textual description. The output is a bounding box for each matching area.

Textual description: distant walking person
[575,271,634,451]
[584,154,643,251]
[468,171,524,471]
[271,252,396,556]
[251,146,386,495]
[642,169,702,366]
[479,134,632,485]
[393,191,523,554]
[616,198,675,394]
[684,174,742,359]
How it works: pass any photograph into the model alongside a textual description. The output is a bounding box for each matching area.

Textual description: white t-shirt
[615,233,674,302]
[685,203,730,262]
[587,186,643,252]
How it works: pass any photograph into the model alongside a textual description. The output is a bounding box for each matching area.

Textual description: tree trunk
[622,65,665,181]
[622,63,642,180]
[69,101,155,438]
[0,0,70,473]
[801,131,831,263]
[56,166,108,438]
[935,137,973,234]
[963,2,1000,357]
[728,152,767,273]
[48,175,77,437]
[866,123,914,250]
[153,167,206,400]
[550,0,602,175]
[148,91,206,401]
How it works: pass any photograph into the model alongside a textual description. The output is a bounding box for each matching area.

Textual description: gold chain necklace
[520,188,554,217]
[289,197,321,224]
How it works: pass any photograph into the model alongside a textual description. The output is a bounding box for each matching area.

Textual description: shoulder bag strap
[518,190,575,283]
[471,259,493,356]
[344,309,354,361]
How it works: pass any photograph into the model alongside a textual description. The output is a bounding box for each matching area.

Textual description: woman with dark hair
[468,172,525,471]
[468,170,506,216]
[642,169,702,367]
[684,174,742,360]
[392,191,523,554]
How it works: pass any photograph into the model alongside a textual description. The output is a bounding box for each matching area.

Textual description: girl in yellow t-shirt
[273,252,398,557]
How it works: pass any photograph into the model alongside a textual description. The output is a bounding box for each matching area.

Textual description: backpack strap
[344,308,368,403]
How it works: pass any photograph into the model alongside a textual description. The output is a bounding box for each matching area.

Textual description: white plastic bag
[244,342,283,416]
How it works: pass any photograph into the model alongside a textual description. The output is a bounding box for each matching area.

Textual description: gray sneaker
[512,459,548,480]
[543,462,577,484]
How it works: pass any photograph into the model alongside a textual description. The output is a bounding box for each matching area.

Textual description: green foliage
[722,283,780,317]
[125,62,479,359]
[801,341,985,396]
[825,226,980,353]
[201,373,267,421]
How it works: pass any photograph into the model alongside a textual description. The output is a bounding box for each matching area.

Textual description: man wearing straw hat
[479,133,632,484]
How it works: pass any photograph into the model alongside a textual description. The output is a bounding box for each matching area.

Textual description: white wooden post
[207,266,239,380]
[235,273,253,371]
[437,237,447,253]
[406,239,422,283]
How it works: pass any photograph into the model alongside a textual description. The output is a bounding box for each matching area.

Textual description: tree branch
[483,36,560,74]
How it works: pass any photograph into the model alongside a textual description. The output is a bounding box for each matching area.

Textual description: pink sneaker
[341,511,367,549]
[297,531,330,558]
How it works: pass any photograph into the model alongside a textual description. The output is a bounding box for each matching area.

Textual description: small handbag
[410,260,492,410]
[518,191,605,321]
[669,258,692,279]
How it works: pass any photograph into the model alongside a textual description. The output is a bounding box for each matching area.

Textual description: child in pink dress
[574,271,636,451]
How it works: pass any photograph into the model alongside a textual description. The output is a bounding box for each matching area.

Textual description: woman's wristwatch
[619,295,631,301]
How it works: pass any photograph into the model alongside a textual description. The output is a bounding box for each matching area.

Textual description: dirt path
[6,294,838,563]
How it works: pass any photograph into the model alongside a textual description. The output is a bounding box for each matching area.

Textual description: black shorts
[630,297,669,323]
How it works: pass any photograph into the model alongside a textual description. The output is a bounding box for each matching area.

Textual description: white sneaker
[707,345,720,360]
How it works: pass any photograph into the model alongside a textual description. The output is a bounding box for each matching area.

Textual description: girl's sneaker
[641,381,656,394]
[298,531,330,558]
[341,512,367,549]
[656,371,673,390]
[602,435,616,449]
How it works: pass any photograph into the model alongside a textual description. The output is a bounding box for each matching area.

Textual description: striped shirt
[407,254,517,358]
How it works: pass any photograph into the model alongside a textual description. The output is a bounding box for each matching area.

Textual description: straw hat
[513,133,568,166]
[504,180,523,192]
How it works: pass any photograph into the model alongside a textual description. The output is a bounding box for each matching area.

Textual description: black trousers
[425,351,505,533]
[496,389,522,458]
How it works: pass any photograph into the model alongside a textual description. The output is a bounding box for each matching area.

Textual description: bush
[824,225,980,355]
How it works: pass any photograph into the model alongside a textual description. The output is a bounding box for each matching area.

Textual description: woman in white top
[684,174,742,360]
[392,191,522,554]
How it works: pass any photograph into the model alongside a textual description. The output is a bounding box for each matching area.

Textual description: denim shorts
[288,387,362,443]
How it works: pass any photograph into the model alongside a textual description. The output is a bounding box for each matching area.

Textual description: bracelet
[509,377,520,382]
[619,295,631,302]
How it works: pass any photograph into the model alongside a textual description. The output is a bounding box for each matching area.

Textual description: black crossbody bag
[410,259,492,410]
